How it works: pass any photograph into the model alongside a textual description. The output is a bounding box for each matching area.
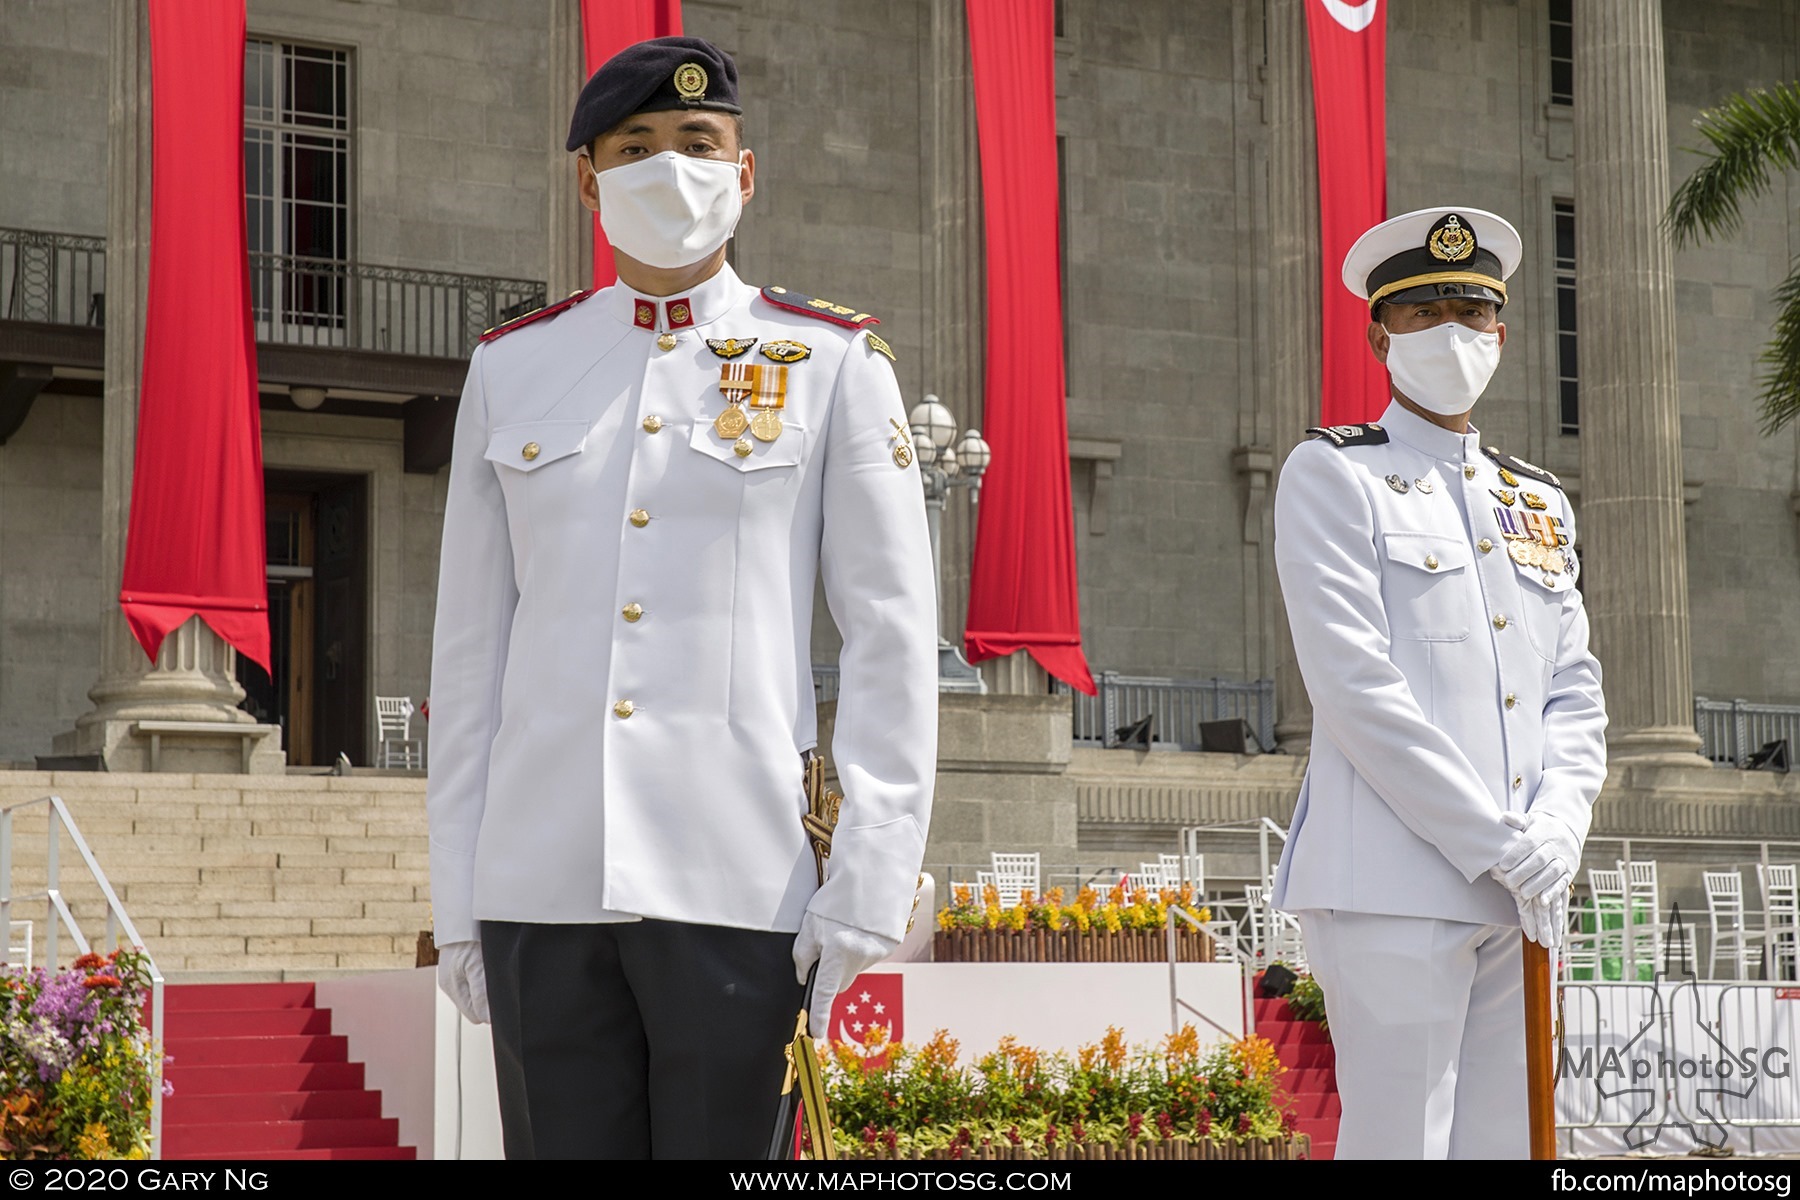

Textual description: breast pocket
[1380,531,1472,642]
[686,419,809,475]
[1516,567,1572,663]
[484,419,591,476]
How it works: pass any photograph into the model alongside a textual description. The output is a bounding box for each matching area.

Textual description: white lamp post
[909,394,990,693]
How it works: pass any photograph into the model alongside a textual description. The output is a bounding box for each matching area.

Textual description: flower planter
[843,1135,1307,1160]
[932,926,1215,964]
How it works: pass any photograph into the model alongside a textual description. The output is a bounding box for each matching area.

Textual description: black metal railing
[248,252,543,359]
[1,227,544,360]
[1,227,107,326]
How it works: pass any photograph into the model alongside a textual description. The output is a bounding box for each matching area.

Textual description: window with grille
[245,39,351,333]
[1548,0,1573,106]
[1555,199,1578,436]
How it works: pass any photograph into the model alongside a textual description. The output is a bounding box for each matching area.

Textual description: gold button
[612,699,635,719]
[622,602,644,623]
[734,437,753,458]
[1513,775,1523,790]
[657,332,677,351]
[521,442,541,462]
[1478,538,1494,554]
[642,415,663,434]
[1425,554,1439,570]
[1464,465,1477,480]
[1505,693,1517,710]
[1493,615,1508,630]
[629,508,650,528]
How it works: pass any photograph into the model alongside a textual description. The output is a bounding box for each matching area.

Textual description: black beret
[565,36,742,153]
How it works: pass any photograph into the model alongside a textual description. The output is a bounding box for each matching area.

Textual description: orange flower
[952,883,972,907]
[919,1029,960,1072]
[1045,887,1066,907]
[81,974,122,989]
[1101,1026,1127,1073]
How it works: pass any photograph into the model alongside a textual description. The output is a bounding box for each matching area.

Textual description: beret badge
[1427,213,1476,263]
[673,62,709,101]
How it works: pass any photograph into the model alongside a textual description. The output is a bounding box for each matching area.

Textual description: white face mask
[593,151,746,271]
[1382,320,1503,416]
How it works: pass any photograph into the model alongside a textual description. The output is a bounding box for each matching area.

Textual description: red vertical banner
[963,0,1094,695]
[1305,0,1389,425]
[121,0,268,670]
[579,0,684,289]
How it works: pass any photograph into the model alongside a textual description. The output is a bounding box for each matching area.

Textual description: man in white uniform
[1271,207,1608,1158]
[426,37,938,1158]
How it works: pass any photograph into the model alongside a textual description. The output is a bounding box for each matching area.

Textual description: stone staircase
[0,770,428,974]
[162,981,414,1159]
[1254,995,1338,1160]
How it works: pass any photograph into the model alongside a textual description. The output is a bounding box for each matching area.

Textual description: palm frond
[1755,261,1800,435]
[1665,83,1800,248]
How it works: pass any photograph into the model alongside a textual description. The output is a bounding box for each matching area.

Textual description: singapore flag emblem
[828,972,903,1068]
[1319,0,1377,33]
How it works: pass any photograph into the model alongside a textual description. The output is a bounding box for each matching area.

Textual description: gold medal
[1508,540,1535,568]
[714,405,749,440]
[751,407,784,442]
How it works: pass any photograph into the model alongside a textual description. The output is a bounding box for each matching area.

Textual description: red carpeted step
[198,1147,417,1161]
[1253,997,1293,1023]
[166,1008,335,1038]
[1281,1067,1334,1094]
[165,1061,366,1095]
[1260,1020,1330,1048]
[165,1090,384,1125]
[165,1035,349,1066]
[162,1117,400,1157]
[1280,1090,1342,1120]
[164,983,316,1012]
[1275,1041,1335,1070]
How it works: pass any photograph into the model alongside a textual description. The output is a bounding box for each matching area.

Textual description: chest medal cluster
[1492,490,1568,578]
[715,362,789,456]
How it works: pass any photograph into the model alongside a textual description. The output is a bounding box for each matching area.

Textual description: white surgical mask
[592,151,746,270]
[1382,320,1503,415]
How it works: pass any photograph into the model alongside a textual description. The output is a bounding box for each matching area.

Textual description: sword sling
[767,754,842,1160]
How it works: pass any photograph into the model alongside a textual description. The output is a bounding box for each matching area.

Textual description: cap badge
[1428,213,1476,263]
[673,62,709,101]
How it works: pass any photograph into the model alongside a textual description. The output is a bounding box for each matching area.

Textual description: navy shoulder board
[760,285,880,329]
[1482,445,1562,489]
[1306,422,1390,449]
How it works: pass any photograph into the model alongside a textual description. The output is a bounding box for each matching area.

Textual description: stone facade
[0,1,1796,876]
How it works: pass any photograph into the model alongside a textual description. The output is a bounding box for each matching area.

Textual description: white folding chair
[1704,870,1765,980]
[1585,867,1627,980]
[1758,863,1799,981]
[989,853,1040,907]
[1135,862,1170,890]
[6,920,30,970]
[375,696,422,769]
[1621,860,1663,978]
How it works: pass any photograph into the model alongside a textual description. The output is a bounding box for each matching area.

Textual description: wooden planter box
[845,1135,1305,1160]
[932,926,1215,964]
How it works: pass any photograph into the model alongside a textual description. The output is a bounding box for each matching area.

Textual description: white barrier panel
[320,960,1245,1159]
[1556,979,1800,1157]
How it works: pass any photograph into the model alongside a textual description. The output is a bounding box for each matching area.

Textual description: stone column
[1264,0,1322,752]
[926,0,1038,693]
[546,0,588,301]
[1573,1,1704,761]
[53,0,280,774]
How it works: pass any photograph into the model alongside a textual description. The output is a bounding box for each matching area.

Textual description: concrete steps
[0,771,429,974]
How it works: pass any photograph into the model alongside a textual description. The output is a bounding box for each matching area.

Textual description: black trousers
[480,918,805,1159]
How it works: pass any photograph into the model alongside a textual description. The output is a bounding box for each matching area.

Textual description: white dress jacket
[1272,402,1608,926]
[426,264,938,946]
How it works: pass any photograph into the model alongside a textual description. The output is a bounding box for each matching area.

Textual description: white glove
[1515,886,1568,950]
[1492,810,1580,903]
[792,912,897,1040]
[436,939,491,1025]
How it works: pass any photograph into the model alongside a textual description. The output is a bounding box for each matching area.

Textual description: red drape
[963,0,1094,695]
[121,0,268,670]
[1305,0,1389,425]
[580,0,684,289]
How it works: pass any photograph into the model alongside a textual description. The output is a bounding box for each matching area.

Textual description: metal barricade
[1694,697,1800,768]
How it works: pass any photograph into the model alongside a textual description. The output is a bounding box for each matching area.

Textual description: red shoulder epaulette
[760,285,880,329]
[478,289,593,344]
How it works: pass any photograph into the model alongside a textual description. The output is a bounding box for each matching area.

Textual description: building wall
[3,0,1800,769]
[0,397,103,765]
[0,0,110,236]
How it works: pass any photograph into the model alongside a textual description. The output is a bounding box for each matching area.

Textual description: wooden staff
[1523,935,1557,1159]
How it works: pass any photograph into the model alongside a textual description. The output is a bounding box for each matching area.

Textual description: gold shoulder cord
[777,754,843,1160]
